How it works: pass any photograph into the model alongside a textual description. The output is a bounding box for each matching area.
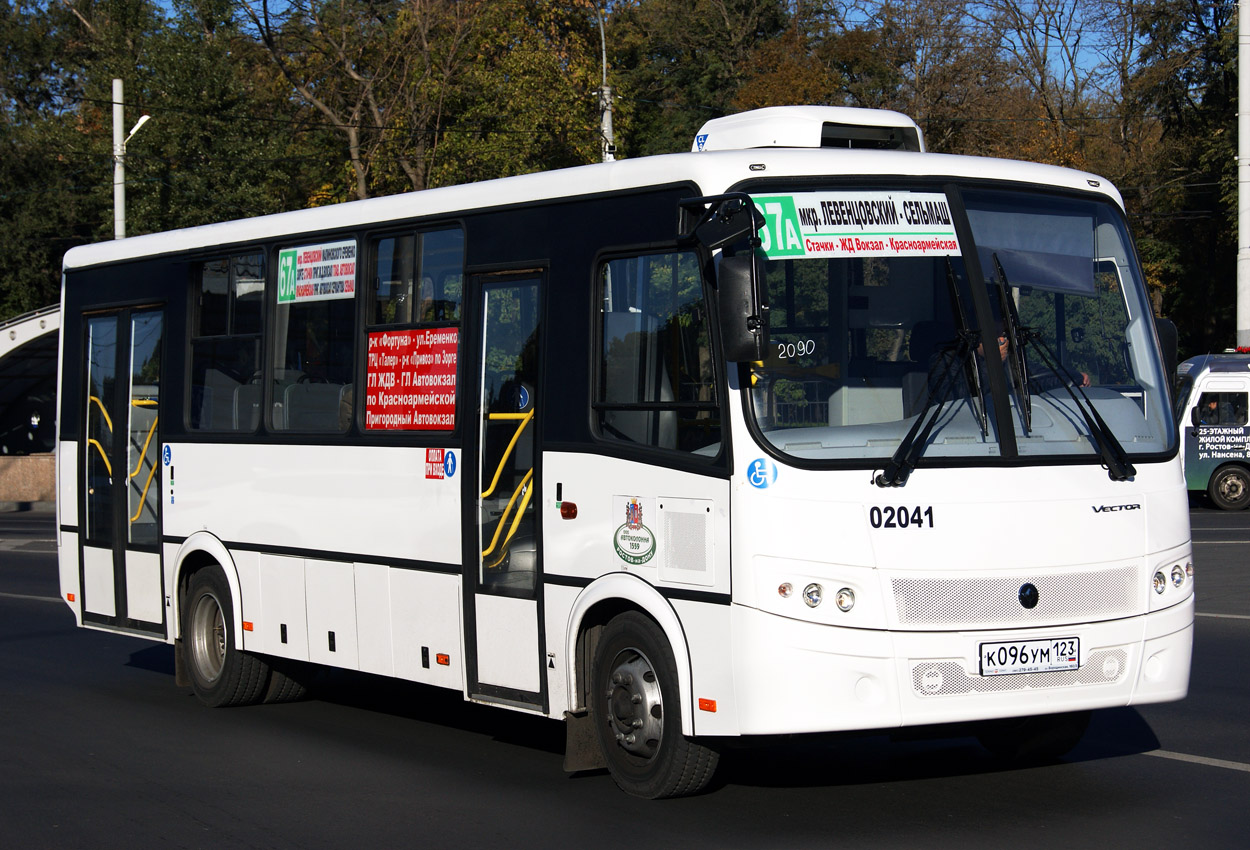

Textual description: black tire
[1208,465,1250,510]
[590,612,719,798]
[183,566,270,707]
[976,710,1091,763]
[263,659,310,704]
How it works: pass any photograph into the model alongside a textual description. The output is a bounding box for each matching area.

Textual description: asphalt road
[1,504,1245,849]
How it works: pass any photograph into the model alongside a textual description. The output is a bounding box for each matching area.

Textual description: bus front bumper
[723,595,1193,736]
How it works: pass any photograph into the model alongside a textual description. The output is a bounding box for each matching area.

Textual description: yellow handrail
[481,468,533,563]
[87,438,112,476]
[88,395,113,433]
[129,455,160,523]
[480,409,534,499]
[129,410,158,480]
[127,399,159,522]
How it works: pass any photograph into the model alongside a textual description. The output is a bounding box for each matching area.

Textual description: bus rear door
[78,306,166,635]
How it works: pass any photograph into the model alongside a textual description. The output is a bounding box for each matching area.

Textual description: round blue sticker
[162,445,172,466]
[516,385,530,411]
[747,458,778,489]
[444,450,457,478]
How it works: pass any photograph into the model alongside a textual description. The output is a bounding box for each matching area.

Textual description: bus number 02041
[869,505,934,529]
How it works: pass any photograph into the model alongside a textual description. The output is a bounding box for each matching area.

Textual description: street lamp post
[594,5,615,162]
[113,78,150,240]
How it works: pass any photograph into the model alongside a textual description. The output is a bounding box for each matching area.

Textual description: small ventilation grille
[664,511,708,574]
[891,566,1140,628]
[911,649,1128,697]
[659,498,713,587]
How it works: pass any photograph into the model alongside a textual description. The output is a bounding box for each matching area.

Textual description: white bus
[57,105,1193,798]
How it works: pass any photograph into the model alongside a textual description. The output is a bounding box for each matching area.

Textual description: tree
[239,0,484,200]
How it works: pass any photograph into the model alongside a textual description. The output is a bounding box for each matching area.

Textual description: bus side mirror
[718,251,769,362]
[1190,406,1201,428]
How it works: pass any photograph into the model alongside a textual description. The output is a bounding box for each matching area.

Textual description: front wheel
[590,612,719,798]
[1209,465,1250,510]
[183,566,270,707]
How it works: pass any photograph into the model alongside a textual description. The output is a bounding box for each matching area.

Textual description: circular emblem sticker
[613,497,656,565]
[747,458,778,489]
[443,450,457,478]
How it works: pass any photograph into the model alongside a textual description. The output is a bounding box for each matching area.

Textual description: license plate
[979,637,1080,676]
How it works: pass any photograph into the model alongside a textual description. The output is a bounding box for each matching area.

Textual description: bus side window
[595,251,721,453]
[1196,392,1248,427]
[271,240,358,433]
[189,254,264,431]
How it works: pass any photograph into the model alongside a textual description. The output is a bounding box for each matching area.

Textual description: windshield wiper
[991,255,1134,481]
[875,329,977,487]
[1021,330,1137,481]
[992,254,1032,432]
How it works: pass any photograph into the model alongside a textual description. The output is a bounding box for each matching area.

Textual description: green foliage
[0,0,1242,371]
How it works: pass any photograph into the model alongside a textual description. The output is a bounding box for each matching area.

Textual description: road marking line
[1143,749,1250,774]
[0,591,62,604]
[1196,612,1250,620]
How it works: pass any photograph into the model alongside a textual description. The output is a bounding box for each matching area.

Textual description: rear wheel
[1208,465,1250,510]
[590,612,719,798]
[976,710,1091,763]
[183,566,270,707]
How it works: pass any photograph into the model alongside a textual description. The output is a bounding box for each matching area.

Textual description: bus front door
[465,274,545,706]
[79,307,165,636]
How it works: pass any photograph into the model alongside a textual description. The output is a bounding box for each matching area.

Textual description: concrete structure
[0,305,59,505]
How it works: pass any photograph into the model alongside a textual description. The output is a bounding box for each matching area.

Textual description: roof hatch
[692,105,925,154]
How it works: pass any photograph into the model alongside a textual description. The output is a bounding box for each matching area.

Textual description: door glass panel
[127,311,163,546]
[478,281,539,592]
[85,317,117,545]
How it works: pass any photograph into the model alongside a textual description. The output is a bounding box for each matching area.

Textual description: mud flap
[563,709,607,772]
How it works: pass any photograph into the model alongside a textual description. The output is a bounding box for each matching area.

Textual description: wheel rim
[189,590,226,684]
[1218,472,1248,505]
[603,646,664,758]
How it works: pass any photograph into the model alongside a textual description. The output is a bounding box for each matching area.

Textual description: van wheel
[184,566,270,707]
[1209,465,1250,510]
[976,710,1091,763]
[590,612,719,798]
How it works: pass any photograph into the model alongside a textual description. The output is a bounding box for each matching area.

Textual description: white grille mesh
[664,510,709,574]
[891,566,1140,628]
[911,648,1128,697]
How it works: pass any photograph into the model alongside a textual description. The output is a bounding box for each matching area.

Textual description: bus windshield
[745,185,1174,465]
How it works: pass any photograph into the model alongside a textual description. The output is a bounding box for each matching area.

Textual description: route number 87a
[869,505,934,529]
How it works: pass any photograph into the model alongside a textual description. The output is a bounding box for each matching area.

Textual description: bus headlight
[835,587,856,612]
[803,583,823,608]
[1152,571,1167,595]
[1171,565,1186,588]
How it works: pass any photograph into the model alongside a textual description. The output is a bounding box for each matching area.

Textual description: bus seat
[601,312,677,448]
[283,382,344,431]
[903,320,955,417]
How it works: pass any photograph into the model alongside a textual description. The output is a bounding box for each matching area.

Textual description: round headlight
[778,582,793,599]
[1171,565,1185,587]
[835,587,856,612]
[803,583,823,608]
[1153,571,1166,595]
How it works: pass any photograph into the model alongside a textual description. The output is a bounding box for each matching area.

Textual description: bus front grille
[910,648,1129,697]
[890,565,1141,628]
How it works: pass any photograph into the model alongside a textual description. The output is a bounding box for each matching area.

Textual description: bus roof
[63,146,1124,272]
[1177,353,1250,378]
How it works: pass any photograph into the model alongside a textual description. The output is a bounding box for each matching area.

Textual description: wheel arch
[565,573,695,736]
[172,532,243,644]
